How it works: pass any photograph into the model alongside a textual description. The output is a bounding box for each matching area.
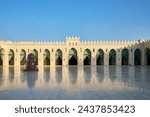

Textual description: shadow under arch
[109,49,116,65]
[134,48,141,65]
[0,48,5,66]
[9,49,14,65]
[20,49,26,65]
[122,48,129,65]
[69,48,77,65]
[84,49,91,65]
[33,49,38,65]
[55,49,62,65]
[43,49,50,65]
[145,48,150,65]
[96,49,104,65]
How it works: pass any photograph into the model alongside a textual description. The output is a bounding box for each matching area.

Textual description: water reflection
[69,67,77,85]
[55,67,62,84]
[0,66,150,99]
[23,71,38,88]
[83,67,91,83]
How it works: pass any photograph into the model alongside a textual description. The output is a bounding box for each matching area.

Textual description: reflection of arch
[43,49,50,65]
[84,49,91,65]
[134,48,141,65]
[109,49,116,65]
[84,67,91,83]
[20,49,26,65]
[55,67,62,84]
[33,49,38,65]
[96,49,104,65]
[55,49,62,65]
[69,48,77,65]
[9,49,14,65]
[0,48,5,66]
[145,48,150,65]
[69,67,77,85]
[122,49,129,65]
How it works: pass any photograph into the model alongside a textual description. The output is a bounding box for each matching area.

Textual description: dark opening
[146,49,150,65]
[0,57,3,66]
[69,55,77,65]
[109,49,116,65]
[122,49,128,65]
[20,56,26,65]
[84,56,91,65]
[44,56,50,65]
[56,56,62,65]
[134,49,141,65]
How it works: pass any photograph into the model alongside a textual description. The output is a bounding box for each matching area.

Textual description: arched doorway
[84,49,91,65]
[55,49,62,65]
[109,49,116,65]
[96,49,104,65]
[33,49,38,65]
[145,48,150,65]
[20,49,26,65]
[43,49,50,65]
[134,48,141,65]
[9,49,14,65]
[0,49,4,66]
[122,49,129,65]
[69,48,77,65]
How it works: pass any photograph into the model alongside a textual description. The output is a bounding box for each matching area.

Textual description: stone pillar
[3,50,8,66]
[38,50,43,66]
[78,50,83,66]
[63,49,68,66]
[116,49,121,65]
[91,50,96,66]
[50,49,55,66]
[129,48,134,65]
[104,51,109,65]
[14,50,20,66]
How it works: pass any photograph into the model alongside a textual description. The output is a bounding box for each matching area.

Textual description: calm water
[0,66,150,100]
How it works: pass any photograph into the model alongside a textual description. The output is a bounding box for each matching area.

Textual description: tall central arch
[109,49,116,65]
[43,49,50,65]
[9,49,14,65]
[84,49,91,65]
[122,49,129,65]
[134,48,141,65]
[20,49,26,65]
[96,49,104,65]
[55,49,62,65]
[69,48,77,65]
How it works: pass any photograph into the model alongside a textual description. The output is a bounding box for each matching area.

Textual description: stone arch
[55,49,62,65]
[109,49,116,65]
[9,49,15,65]
[84,49,91,65]
[0,48,5,66]
[134,48,141,65]
[33,49,38,65]
[96,49,104,65]
[20,49,26,65]
[122,48,129,65]
[43,49,50,65]
[145,48,150,65]
[69,48,77,65]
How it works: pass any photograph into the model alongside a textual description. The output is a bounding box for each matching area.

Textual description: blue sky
[0,0,150,41]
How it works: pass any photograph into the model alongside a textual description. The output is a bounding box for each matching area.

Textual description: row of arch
[0,48,150,66]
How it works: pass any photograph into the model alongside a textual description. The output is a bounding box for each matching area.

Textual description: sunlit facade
[0,37,150,66]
